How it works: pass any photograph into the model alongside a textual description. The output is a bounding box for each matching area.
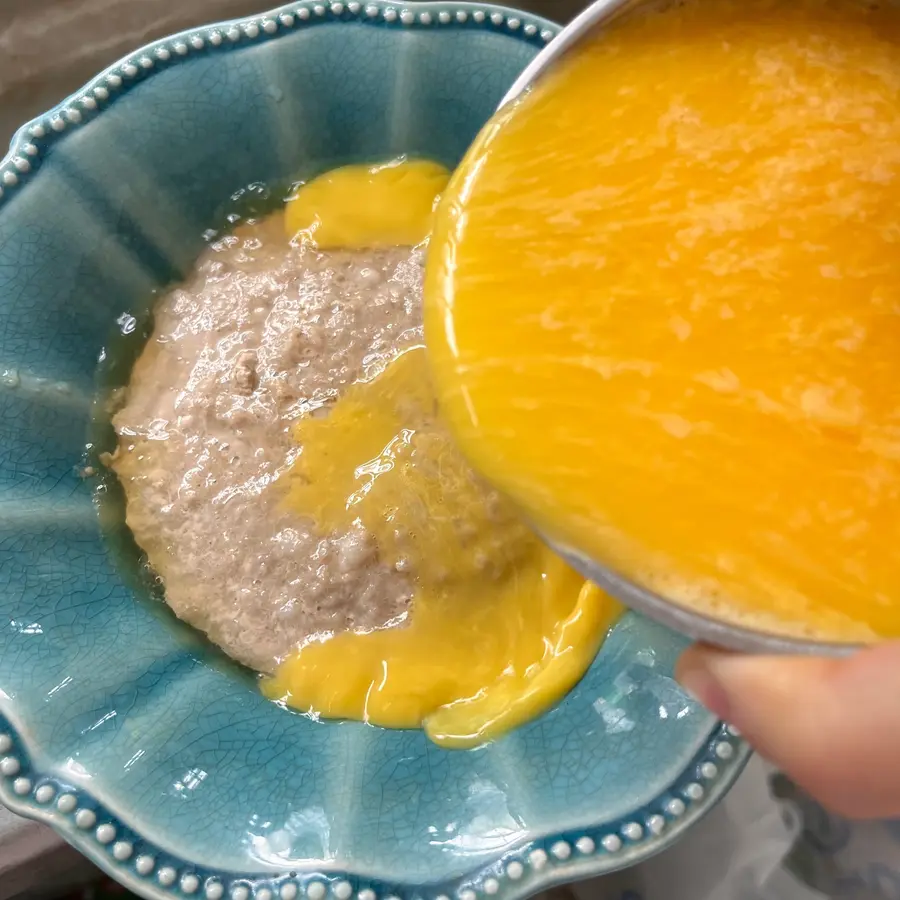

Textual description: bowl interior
[0,8,739,892]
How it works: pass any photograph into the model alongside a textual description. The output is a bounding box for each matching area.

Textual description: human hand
[676,641,900,820]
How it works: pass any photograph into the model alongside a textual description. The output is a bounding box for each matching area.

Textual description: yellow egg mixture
[265,161,620,748]
[425,0,900,642]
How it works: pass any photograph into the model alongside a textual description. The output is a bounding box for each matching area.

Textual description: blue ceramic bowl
[0,3,749,899]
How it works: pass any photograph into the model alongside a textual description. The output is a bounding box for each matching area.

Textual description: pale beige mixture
[109,216,424,673]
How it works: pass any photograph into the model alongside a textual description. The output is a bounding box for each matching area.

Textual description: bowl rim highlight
[554,543,860,656]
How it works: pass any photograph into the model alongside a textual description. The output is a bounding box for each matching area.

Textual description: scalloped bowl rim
[0,0,558,189]
[0,3,751,899]
[0,712,748,900]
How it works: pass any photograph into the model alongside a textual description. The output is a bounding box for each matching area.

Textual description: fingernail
[676,651,732,721]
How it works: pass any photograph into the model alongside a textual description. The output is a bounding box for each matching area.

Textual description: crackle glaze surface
[0,3,748,899]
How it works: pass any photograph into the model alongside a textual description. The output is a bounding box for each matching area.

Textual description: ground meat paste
[109,216,425,673]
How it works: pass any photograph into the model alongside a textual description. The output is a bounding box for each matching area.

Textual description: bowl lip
[499,0,638,107]
[555,544,863,658]
[0,2,748,898]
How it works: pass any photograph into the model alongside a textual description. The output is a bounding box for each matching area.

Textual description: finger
[676,641,900,819]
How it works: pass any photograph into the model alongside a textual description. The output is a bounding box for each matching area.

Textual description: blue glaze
[0,3,749,898]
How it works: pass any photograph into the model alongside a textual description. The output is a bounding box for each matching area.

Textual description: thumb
[676,641,900,820]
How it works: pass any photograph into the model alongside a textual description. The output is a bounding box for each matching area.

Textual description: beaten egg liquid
[425,0,900,642]
[265,160,620,748]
